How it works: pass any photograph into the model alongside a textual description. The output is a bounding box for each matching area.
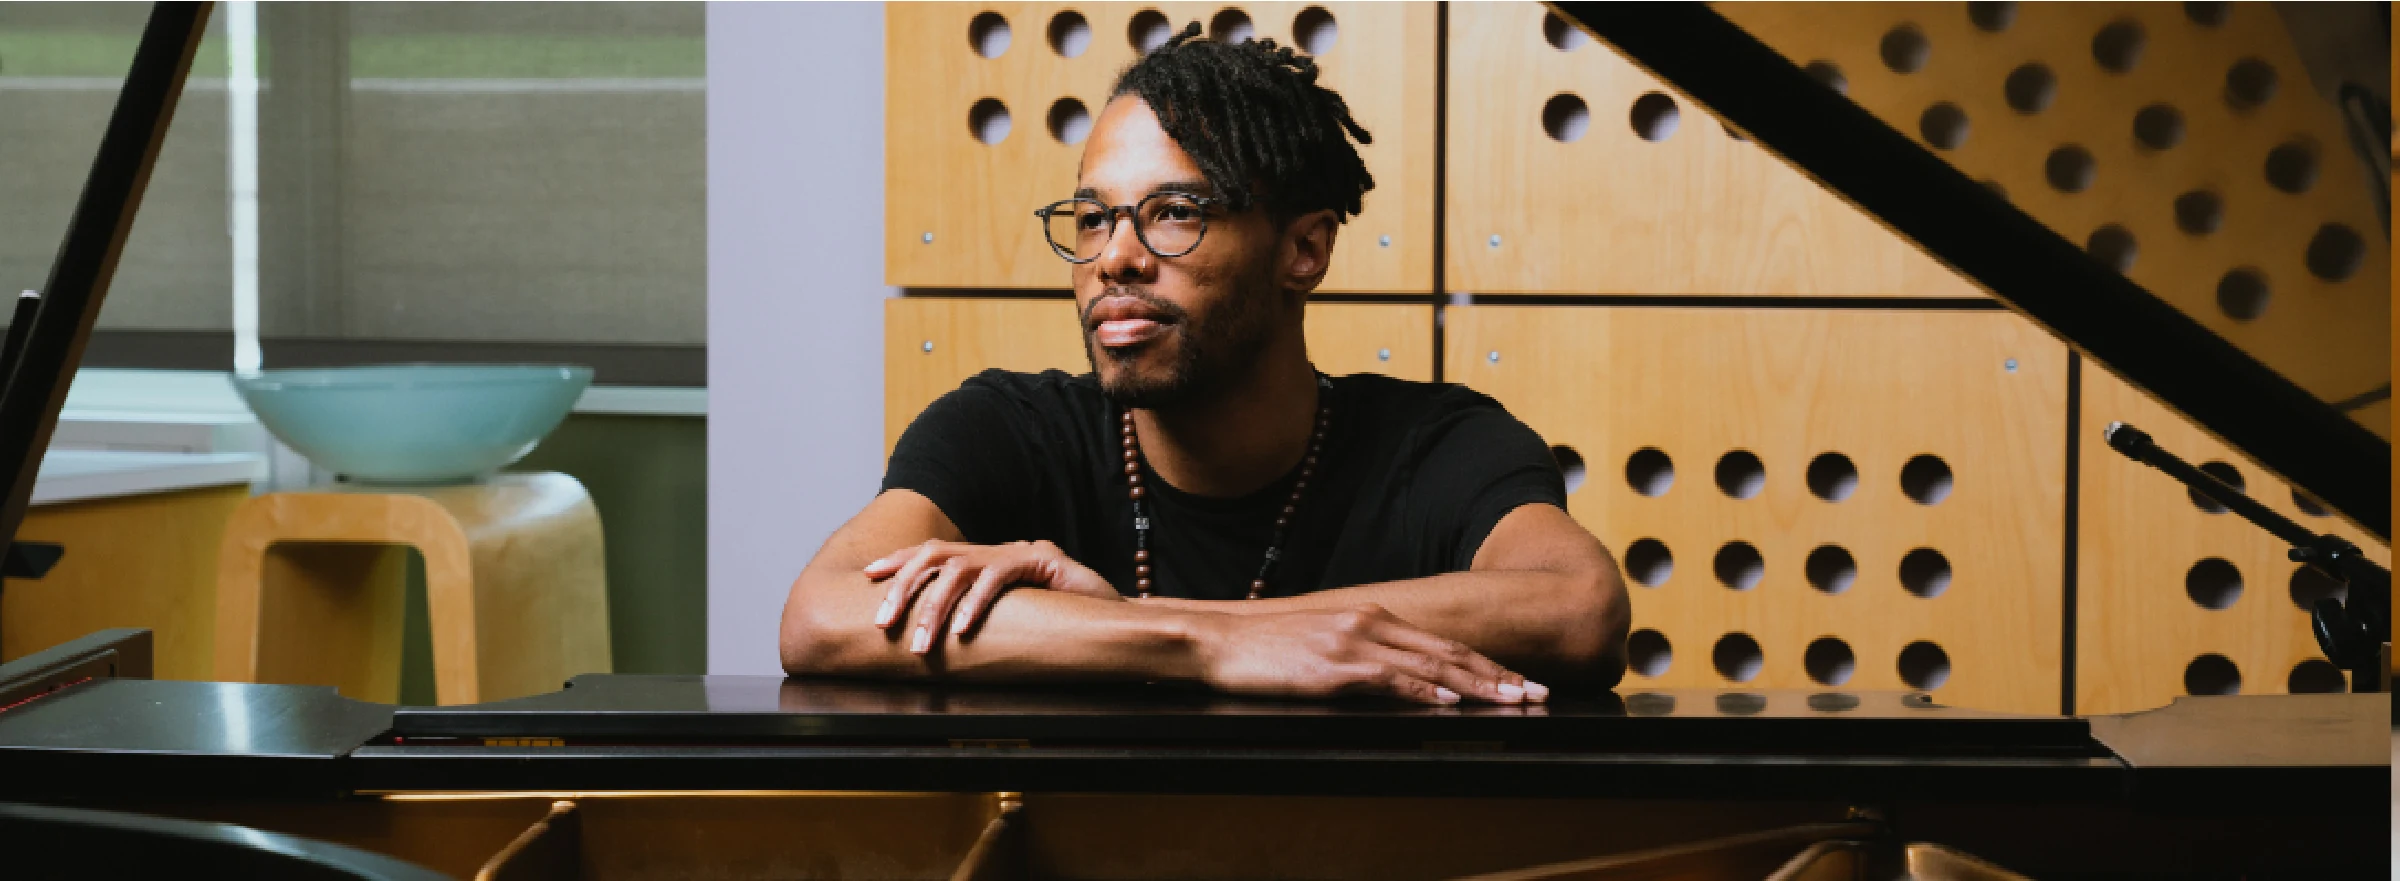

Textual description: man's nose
[1094,212,1154,283]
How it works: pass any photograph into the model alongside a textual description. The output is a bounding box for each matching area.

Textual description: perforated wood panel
[1716,2,2391,436]
[1443,3,1980,298]
[2075,366,2390,715]
[885,297,1434,453]
[885,3,1437,292]
[1445,306,2067,714]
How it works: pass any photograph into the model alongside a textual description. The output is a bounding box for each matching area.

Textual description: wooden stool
[213,472,611,705]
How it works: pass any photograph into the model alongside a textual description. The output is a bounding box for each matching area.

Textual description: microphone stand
[2105,423,2390,693]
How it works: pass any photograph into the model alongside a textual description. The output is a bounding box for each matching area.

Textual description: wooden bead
[1281,504,1295,516]
[1134,549,1149,563]
[1294,479,1308,492]
[1130,486,1147,500]
[1127,473,1142,486]
[1275,516,1290,530]
[1304,455,1318,467]
[1124,462,1139,475]
[1135,564,1150,577]
[1123,449,1138,462]
[1250,579,1267,593]
[1136,577,1152,592]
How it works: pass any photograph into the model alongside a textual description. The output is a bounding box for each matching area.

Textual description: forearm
[782,566,1211,683]
[1138,569,1625,683]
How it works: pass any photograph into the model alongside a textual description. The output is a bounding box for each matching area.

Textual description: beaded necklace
[1120,375,1333,599]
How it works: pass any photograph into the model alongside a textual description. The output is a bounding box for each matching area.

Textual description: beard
[1084,258,1286,410]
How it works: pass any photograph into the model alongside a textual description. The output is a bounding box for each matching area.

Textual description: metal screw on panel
[1487,350,1501,363]
[1377,348,1391,361]
[1379,235,1392,247]
[921,232,934,244]
[2004,358,2017,372]
[922,340,935,353]
[1488,234,1502,248]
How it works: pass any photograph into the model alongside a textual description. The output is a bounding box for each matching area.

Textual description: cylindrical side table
[213,472,611,705]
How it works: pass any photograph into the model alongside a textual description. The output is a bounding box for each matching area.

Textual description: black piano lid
[1552,3,2390,538]
[389,674,2094,754]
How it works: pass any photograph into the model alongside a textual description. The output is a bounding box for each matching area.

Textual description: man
[781,24,1629,705]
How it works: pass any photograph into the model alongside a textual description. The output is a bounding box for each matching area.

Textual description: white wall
[706,2,892,674]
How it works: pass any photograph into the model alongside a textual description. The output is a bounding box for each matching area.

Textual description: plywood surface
[886,2,1437,292]
[884,297,1434,454]
[2076,366,2389,715]
[1,485,249,681]
[1717,1,2391,431]
[1443,3,1980,298]
[1445,306,2068,714]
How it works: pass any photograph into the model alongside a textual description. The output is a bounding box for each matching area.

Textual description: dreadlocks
[1112,21,1375,225]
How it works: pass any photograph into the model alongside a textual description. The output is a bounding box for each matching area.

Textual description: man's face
[1071,96,1291,409]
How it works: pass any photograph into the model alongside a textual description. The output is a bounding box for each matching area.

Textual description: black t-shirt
[881,369,1566,600]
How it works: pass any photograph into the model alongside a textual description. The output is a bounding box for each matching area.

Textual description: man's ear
[1280,210,1341,293]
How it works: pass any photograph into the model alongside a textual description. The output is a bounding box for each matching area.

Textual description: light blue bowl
[232,364,593,483]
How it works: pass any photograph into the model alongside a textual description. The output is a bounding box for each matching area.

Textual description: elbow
[1548,565,1632,688]
[778,575,850,677]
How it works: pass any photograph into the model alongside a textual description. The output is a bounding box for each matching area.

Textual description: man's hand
[1195,605,1549,706]
[865,539,1123,652]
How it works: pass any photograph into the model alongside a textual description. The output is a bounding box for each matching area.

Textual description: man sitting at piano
[781,25,1629,705]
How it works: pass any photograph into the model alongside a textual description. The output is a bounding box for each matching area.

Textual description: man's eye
[1160,206,1197,222]
[1077,214,1106,229]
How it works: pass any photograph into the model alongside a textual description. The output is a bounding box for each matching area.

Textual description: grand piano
[0,3,2386,879]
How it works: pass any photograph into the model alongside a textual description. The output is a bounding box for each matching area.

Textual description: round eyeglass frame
[1033,193,1219,264]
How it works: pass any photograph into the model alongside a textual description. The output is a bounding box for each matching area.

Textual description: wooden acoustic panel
[2075,366,2389,715]
[884,297,1434,453]
[886,2,1437,292]
[1443,3,1979,298]
[1716,2,2390,435]
[1445,306,2067,714]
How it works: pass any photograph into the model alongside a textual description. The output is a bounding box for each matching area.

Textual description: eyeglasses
[1033,192,1218,264]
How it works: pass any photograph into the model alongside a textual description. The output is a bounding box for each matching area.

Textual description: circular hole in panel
[2133,104,2184,150]
[2226,58,2278,110]
[1967,1,2017,32]
[1900,454,1953,505]
[1625,447,1675,497]
[1623,538,1674,587]
[1542,10,1590,51]
[1880,24,1930,74]
[2215,268,2270,321]
[2173,190,2222,235]
[969,11,1013,58]
[2264,140,2318,193]
[1542,93,1592,143]
[1209,7,1254,43]
[1804,637,1856,686]
[1804,60,1849,95]
[1919,102,1970,149]
[2291,489,2329,517]
[1806,452,1859,501]
[1715,450,1765,499]
[2185,2,2229,26]
[2045,145,2095,192]
[2287,659,2346,694]
[1629,92,1681,142]
[2186,460,2245,513]
[2184,654,2241,695]
[1713,633,1764,683]
[1129,9,1173,53]
[2087,225,2138,273]
[1293,6,1337,54]
[2305,224,2365,281]
[1900,548,1953,598]
[2004,63,2056,113]
[1550,445,1588,494]
[1714,541,1764,591]
[2185,558,2243,610]
[2289,564,2349,612]
[2091,20,2145,73]
[1046,97,1092,145]
[1898,641,1951,690]
[1627,629,1672,677]
[1805,545,1858,595]
[1047,10,1092,57]
[968,98,1013,145]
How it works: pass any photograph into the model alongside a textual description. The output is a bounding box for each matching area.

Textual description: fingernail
[910,627,932,653]
[1524,681,1550,701]
[1495,682,1525,702]
[1434,687,1460,703]
[874,600,894,625]
[950,615,969,635]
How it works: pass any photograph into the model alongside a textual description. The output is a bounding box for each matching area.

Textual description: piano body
[0,3,2386,878]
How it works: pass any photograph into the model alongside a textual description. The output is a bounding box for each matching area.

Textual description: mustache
[1079,287,1191,327]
